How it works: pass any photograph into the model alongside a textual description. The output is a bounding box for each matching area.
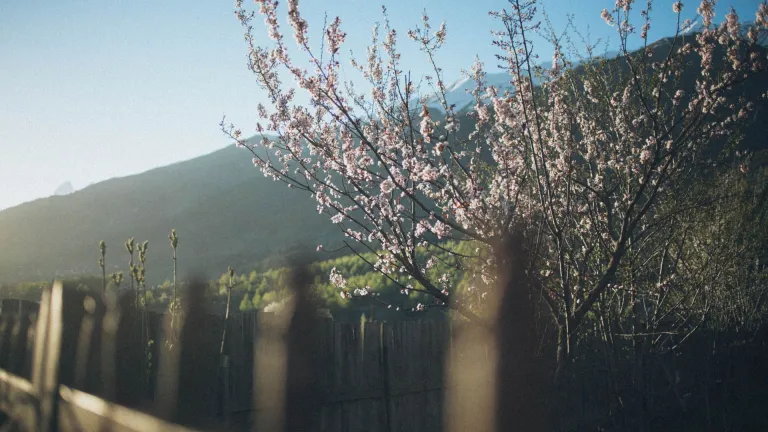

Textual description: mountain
[0,145,345,285]
[1,32,765,287]
[53,181,74,196]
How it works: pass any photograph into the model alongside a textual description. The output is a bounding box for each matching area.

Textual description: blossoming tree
[224,0,767,366]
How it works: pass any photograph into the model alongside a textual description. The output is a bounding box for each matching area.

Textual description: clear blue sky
[0,0,755,211]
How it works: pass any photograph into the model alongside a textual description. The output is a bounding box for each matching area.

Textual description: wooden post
[380,322,393,432]
[220,354,231,426]
[32,281,64,432]
[101,292,121,402]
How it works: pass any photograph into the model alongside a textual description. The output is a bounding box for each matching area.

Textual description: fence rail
[0,281,202,432]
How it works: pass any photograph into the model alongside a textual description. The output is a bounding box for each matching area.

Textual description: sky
[0,0,757,211]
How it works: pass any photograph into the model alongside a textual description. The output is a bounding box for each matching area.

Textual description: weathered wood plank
[58,384,200,432]
[0,369,37,431]
[39,281,64,432]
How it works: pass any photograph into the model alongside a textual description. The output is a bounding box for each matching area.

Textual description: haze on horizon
[0,0,752,211]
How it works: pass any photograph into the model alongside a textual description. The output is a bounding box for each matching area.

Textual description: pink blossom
[434,22,447,45]
[354,287,370,296]
[697,0,715,27]
[601,9,614,26]
[287,0,308,45]
[758,4,768,29]
[641,23,650,39]
[640,149,653,163]
[326,17,346,54]
[617,0,633,12]
[415,221,428,238]
[725,8,740,40]
[330,267,347,289]
[431,220,451,239]
[419,105,434,142]
[380,178,395,194]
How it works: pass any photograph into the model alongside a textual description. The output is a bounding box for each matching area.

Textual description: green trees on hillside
[0,238,484,319]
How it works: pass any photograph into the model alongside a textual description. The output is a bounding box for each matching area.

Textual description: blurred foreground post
[33,281,63,432]
[154,276,217,428]
[445,233,551,432]
[252,262,327,432]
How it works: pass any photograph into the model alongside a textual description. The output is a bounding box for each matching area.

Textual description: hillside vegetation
[0,145,345,285]
[0,240,482,322]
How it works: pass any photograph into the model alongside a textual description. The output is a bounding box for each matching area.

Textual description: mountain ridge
[0,144,345,285]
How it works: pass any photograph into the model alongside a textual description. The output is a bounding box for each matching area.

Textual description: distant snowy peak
[681,18,701,35]
[421,73,514,112]
[420,50,622,113]
[419,18,765,114]
[53,181,74,196]
[681,18,766,45]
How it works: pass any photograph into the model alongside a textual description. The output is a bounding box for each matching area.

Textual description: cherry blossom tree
[224,0,768,368]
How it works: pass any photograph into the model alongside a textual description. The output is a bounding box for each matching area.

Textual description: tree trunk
[555,324,571,386]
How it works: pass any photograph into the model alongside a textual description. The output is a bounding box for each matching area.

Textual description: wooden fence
[0,281,197,432]
[0,254,556,432]
[3,275,767,431]
[221,314,452,431]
